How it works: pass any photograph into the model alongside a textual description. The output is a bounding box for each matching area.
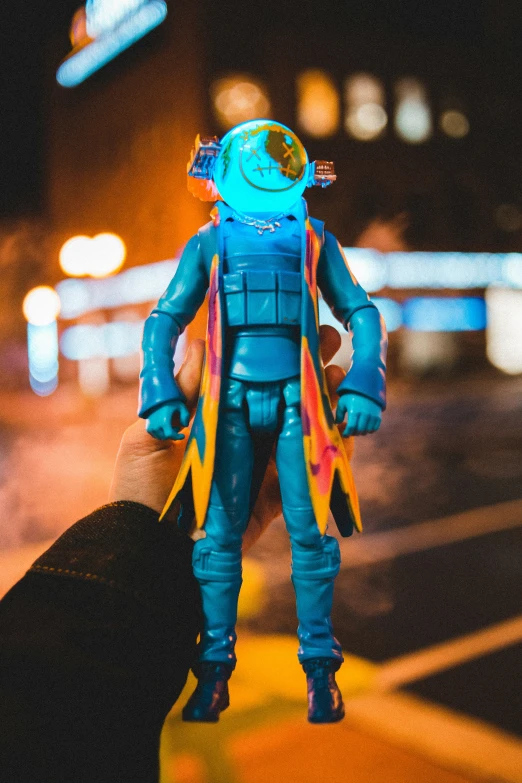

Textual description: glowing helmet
[187,119,336,215]
[214,120,309,214]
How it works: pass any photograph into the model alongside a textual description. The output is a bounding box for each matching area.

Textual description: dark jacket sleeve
[0,502,201,783]
[317,230,388,409]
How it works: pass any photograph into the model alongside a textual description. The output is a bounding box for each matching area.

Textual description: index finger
[175,339,205,410]
[324,363,345,404]
[319,324,342,366]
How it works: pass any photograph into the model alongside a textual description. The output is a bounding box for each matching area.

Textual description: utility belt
[223,270,301,327]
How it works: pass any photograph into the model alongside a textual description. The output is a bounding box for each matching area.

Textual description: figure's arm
[318,230,388,435]
[139,234,209,439]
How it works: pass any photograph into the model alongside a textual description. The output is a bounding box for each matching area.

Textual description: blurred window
[394,78,432,144]
[495,204,521,233]
[210,75,271,130]
[486,287,522,374]
[344,74,387,141]
[440,109,470,139]
[296,70,340,138]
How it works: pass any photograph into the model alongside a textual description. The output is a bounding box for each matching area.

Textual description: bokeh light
[57,0,168,88]
[90,233,127,277]
[344,249,522,292]
[495,204,521,234]
[59,235,93,276]
[57,258,177,318]
[296,69,340,138]
[59,233,126,278]
[394,78,432,144]
[86,0,147,39]
[27,322,59,382]
[27,322,59,396]
[486,287,522,374]
[210,75,271,130]
[60,321,143,360]
[345,74,387,141]
[372,297,403,331]
[403,297,486,331]
[23,286,61,326]
[440,109,470,139]
[78,356,110,397]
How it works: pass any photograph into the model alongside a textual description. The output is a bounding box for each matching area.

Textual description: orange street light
[23,286,61,326]
[59,233,127,278]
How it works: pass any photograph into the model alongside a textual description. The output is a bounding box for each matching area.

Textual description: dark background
[3,0,522,249]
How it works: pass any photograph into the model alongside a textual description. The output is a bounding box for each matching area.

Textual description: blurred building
[5,0,522,391]
[46,1,208,269]
[45,0,522,264]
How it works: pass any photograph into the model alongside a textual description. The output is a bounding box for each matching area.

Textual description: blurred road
[0,373,521,778]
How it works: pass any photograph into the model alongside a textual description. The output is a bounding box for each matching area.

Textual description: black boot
[302,658,345,724]
[182,662,233,722]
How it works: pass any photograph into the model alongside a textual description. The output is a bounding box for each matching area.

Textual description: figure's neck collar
[216,198,307,232]
[227,208,290,234]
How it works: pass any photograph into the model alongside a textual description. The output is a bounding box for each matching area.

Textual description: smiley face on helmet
[213,119,310,216]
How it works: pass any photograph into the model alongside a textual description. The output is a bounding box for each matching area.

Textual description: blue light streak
[60,321,144,360]
[345,249,522,293]
[27,322,59,396]
[56,252,522,321]
[319,296,403,332]
[57,0,167,88]
[372,297,403,331]
[402,297,487,332]
[57,258,177,319]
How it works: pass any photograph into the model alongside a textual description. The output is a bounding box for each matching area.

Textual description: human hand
[146,401,190,441]
[109,340,205,514]
[335,393,382,437]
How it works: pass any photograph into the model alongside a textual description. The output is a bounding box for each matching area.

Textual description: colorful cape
[160,200,362,538]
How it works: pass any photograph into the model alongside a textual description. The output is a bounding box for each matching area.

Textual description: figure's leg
[183,382,254,722]
[276,390,344,722]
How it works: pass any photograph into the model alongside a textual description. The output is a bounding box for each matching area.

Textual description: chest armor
[222,218,302,328]
[222,218,303,382]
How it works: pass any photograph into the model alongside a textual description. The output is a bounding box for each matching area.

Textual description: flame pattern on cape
[300,219,362,535]
[160,253,222,526]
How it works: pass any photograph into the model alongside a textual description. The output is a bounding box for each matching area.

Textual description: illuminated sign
[86,0,148,37]
[61,321,144,360]
[345,249,522,293]
[56,0,168,88]
[56,250,522,321]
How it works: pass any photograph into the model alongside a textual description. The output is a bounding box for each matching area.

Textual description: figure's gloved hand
[146,401,190,441]
[335,393,382,437]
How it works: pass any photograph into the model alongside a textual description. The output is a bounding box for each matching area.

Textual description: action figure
[139,119,387,723]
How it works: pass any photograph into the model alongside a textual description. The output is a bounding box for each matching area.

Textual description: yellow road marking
[344,691,522,783]
[341,497,522,566]
[376,615,522,691]
[163,633,522,783]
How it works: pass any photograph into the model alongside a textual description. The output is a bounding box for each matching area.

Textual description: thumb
[175,339,205,410]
